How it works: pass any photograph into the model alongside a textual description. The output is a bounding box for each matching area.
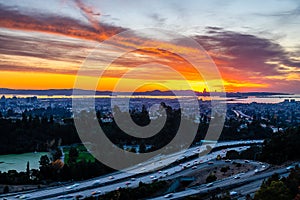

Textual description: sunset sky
[1,0,300,93]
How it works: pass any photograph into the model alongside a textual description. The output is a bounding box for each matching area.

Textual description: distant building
[0,95,6,108]
[202,88,209,96]
[26,96,38,103]
[11,96,18,102]
[283,99,290,103]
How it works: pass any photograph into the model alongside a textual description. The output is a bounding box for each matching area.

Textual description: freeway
[1,140,263,200]
[150,163,298,200]
[42,149,256,200]
[227,168,292,199]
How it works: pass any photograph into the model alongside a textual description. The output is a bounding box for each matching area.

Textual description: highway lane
[231,168,293,199]
[1,140,263,200]
[41,147,254,200]
[150,163,298,200]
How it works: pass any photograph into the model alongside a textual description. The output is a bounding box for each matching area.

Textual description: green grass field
[63,144,95,163]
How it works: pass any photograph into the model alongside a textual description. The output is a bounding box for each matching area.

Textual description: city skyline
[1,0,300,93]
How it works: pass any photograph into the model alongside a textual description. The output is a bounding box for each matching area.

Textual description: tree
[139,143,146,153]
[26,161,30,179]
[49,115,54,124]
[246,194,252,200]
[39,155,50,168]
[226,150,240,159]
[21,112,27,124]
[3,185,9,194]
[68,147,79,164]
[206,173,217,183]
[220,166,229,175]
[254,181,293,200]
[51,148,63,161]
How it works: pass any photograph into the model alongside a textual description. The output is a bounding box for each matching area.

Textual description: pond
[0,152,48,172]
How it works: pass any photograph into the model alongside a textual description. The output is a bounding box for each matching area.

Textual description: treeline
[260,126,300,164]
[224,126,300,165]
[0,102,276,155]
[0,114,80,154]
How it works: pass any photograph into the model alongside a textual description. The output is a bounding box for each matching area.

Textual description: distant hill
[0,88,291,97]
[0,88,112,96]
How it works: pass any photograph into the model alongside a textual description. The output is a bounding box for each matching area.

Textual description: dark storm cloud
[194,28,300,77]
[0,33,91,63]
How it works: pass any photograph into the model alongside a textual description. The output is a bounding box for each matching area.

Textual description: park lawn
[63,145,95,163]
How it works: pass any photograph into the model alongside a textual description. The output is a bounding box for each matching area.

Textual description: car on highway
[192,166,197,169]
[75,194,84,199]
[234,175,240,179]
[244,160,250,163]
[152,177,158,182]
[131,177,136,181]
[19,194,32,199]
[125,181,131,186]
[58,195,73,199]
[66,183,80,190]
[150,175,156,179]
[286,165,294,170]
[208,161,214,165]
[92,180,101,186]
[91,190,101,195]
[164,193,173,198]
[206,183,214,187]
[108,176,114,180]
[230,191,238,196]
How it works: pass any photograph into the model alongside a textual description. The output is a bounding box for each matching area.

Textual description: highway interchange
[2,140,290,200]
[150,162,295,200]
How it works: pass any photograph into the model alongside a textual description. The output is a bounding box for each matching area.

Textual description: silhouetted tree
[206,173,217,183]
[68,147,79,164]
[3,185,9,194]
[51,148,63,161]
[26,161,30,179]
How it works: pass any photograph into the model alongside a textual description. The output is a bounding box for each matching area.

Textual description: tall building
[202,88,209,96]
[0,95,6,108]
